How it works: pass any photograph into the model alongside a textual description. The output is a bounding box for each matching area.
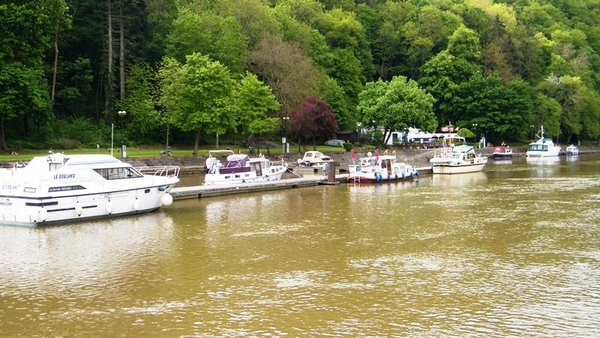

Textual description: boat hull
[432,162,486,174]
[525,150,561,157]
[204,168,286,186]
[347,171,418,183]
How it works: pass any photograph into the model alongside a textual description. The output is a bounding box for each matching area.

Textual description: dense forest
[2,0,600,152]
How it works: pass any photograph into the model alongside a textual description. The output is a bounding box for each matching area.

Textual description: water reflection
[1,156,600,337]
[526,156,561,165]
[0,212,174,294]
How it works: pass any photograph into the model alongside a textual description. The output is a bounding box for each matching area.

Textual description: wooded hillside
[2,0,599,150]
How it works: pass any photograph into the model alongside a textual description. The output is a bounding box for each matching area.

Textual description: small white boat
[430,145,488,174]
[526,125,561,157]
[0,152,179,226]
[297,151,331,167]
[492,143,512,159]
[204,153,287,186]
[565,145,579,156]
[347,152,419,183]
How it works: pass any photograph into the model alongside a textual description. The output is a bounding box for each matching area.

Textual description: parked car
[325,139,345,147]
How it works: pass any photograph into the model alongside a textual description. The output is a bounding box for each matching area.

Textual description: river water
[1,155,599,337]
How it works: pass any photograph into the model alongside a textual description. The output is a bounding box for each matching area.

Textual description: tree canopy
[3,0,600,150]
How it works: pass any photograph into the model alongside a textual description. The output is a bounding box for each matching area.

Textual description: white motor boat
[0,152,179,226]
[430,145,488,174]
[204,153,287,186]
[565,144,579,156]
[297,151,331,167]
[347,153,418,183]
[526,125,561,157]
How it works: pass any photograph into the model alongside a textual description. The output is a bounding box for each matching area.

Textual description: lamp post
[282,116,289,154]
[118,110,127,158]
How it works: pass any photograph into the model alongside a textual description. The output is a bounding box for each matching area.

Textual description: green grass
[0,145,348,162]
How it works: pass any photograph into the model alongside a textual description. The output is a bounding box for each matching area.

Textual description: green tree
[122,63,163,142]
[419,26,482,124]
[159,53,237,154]
[0,1,55,149]
[454,74,533,142]
[165,7,247,74]
[234,72,281,145]
[358,76,437,147]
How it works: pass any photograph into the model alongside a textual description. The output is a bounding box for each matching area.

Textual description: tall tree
[358,76,437,147]
[159,53,237,154]
[288,96,338,146]
[0,0,54,149]
[234,72,281,145]
[248,33,322,118]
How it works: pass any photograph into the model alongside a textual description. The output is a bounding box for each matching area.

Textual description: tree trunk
[105,0,113,121]
[193,129,201,156]
[51,14,59,102]
[0,119,6,150]
[119,2,125,101]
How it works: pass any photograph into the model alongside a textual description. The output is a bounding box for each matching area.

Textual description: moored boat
[526,126,561,157]
[430,145,488,174]
[565,144,579,156]
[297,151,331,167]
[0,152,180,226]
[492,143,513,159]
[204,153,287,186]
[347,152,419,183]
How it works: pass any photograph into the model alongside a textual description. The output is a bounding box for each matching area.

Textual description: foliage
[234,72,281,141]
[4,0,600,149]
[159,53,237,154]
[358,76,437,147]
[288,96,338,144]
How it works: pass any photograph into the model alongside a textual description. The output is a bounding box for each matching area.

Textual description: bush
[343,142,353,151]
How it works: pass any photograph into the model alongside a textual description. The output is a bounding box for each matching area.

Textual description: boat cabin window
[94,167,143,180]
[528,144,548,151]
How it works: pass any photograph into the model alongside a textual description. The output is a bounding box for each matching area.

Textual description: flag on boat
[351,148,355,163]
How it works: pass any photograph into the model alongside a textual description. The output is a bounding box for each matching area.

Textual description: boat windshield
[528,144,548,151]
[94,167,143,180]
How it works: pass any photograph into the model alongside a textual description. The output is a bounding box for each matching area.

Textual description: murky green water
[1,155,599,337]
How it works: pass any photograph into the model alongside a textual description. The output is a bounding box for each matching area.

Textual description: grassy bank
[0,145,349,162]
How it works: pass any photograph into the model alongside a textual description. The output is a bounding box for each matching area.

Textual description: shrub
[343,142,353,151]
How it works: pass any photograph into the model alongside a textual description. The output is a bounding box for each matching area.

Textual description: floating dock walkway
[170,166,432,200]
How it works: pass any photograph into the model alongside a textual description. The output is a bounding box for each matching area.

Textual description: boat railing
[136,165,180,178]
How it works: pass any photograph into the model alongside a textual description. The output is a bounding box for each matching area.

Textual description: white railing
[136,166,180,178]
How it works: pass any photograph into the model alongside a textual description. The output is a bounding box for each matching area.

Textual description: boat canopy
[224,154,250,168]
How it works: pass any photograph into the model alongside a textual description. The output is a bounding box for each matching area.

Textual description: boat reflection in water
[492,159,513,166]
[526,156,561,165]
[0,212,174,289]
[431,171,487,186]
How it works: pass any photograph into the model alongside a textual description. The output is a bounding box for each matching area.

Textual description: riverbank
[125,145,600,175]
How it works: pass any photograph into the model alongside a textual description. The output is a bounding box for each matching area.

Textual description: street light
[282,116,290,154]
[118,110,127,158]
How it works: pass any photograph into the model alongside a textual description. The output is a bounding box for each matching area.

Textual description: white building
[386,127,465,147]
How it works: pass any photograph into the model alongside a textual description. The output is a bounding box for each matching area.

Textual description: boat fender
[402,172,405,180]
[38,208,47,222]
[387,174,392,181]
[75,201,83,216]
[415,171,420,177]
[106,200,113,214]
[395,174,398,180]
[161,193,173,206]
[133,198,139,211]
